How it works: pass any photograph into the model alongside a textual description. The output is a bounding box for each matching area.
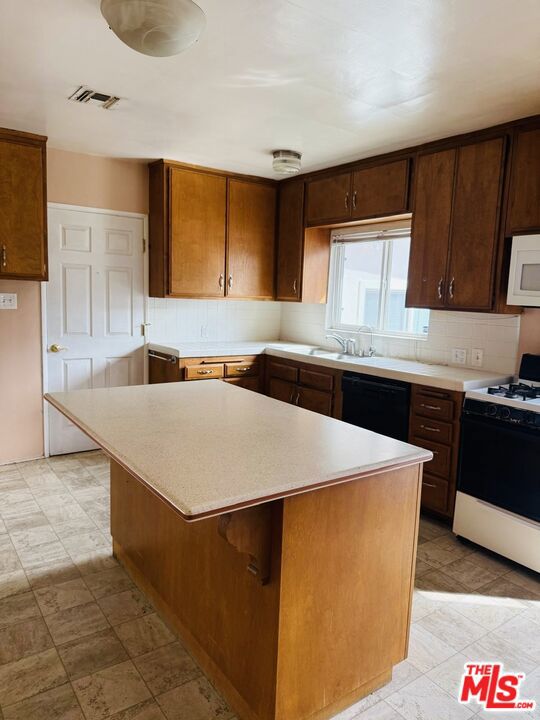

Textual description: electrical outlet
[451,348,467,365]
[0,293,17,310]
[200,325,208,338]
[471,348,484,367]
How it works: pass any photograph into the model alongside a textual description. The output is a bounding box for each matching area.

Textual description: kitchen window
[327,224,429,337]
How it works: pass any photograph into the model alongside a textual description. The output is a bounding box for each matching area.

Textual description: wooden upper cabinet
[226,179,276,299]
[0,129,47,280]
[506,127,540,234]
[406,149,456,309]
[447,137,505,310]
[351,159,410,220]
[305,173,351,225]
[169,168,226,297]
[276,180,304,301]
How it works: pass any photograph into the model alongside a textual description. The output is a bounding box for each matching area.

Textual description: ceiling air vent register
[68,86,121,109]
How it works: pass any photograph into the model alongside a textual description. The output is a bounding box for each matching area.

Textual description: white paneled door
[46,206,146,455]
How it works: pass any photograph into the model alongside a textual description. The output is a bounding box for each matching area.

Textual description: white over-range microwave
[507,234,540,307]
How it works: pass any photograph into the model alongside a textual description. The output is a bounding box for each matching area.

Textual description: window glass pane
[339,241,384,326]
[384,238,429,335]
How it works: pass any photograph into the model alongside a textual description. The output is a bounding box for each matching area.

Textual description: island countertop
[45,381,432,520]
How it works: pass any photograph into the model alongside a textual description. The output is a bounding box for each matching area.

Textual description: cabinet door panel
[298,387,333,416]
[227,180,276,299]
[506,127,540,234]
[169,168,226,297]
[351,160,409,220]
[0,140,46,279]
[406,149,456,309]
[447,138,505,310]
[276,180,304,301]
[305,173,351,225]
[268,378,297,404]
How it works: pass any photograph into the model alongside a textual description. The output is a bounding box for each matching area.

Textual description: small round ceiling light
[101,0,206,57]
[272,150,302,175]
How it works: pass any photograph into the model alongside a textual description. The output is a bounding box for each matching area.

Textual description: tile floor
[0,451,539,720]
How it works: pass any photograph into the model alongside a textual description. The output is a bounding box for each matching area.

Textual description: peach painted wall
[0,149,148,465]
[0,280,44,464]
[47,149,148,214]
[517,309,540,358]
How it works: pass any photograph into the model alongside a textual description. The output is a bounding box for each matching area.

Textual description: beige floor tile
[342,699,404,719]
[57,627,128,680]
[74,549,118,576]
[440,557,499,590]
[114,614,176,658]
[414,558,432,578]
[99,588,153,626]
[476,576,540,602]
[52,515,99,541]
[25,558,82,590]
[73,660,151,720]
[4,511,50,533]
[0,617,53,665]
[35,578,94,616]
[466,549,514,576]
[0,546,21,575]
[156,676,231,720]
[375,659,421,700]
[0,498,42,521]
[504,567,540,597]
[418,605,487,651]
[467,632,538,673]
[0,647,67,707]
[415,569,469,595]
[44,601,109,645]
[134,642,201,695]
[85,567,134,600]
[446,593,526,631]
[24,472,66,493]
[386,675,474,720]
[418,516,450,541]
[62,530,110,560]
[491,613,540,663]
[407,624,456,673]
[108,699,166,719]
[10,525,58,552]
[416,540,462,569]
[16,540,70,571]
[0,591,40,629]
[0,570,30,600]
[426,651,473,697]
[1,683,84,720]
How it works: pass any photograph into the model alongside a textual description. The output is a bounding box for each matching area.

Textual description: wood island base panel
[110,459,422,720]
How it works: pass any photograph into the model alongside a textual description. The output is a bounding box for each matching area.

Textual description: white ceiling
[1,0,540,178]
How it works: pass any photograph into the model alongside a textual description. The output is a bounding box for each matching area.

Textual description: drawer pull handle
[420,403,441,411]
[421,424,440,433]
[423,482,437,488]
[197,369,215,375]
[235,367,251,373]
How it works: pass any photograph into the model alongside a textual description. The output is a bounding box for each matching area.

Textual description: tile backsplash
[280,303,521,375]
[148,298,282,343]
[148,298,521,375]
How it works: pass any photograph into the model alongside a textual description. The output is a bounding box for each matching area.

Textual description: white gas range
[453,354,540,573]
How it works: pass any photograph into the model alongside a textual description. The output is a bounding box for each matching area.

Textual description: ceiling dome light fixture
[272,149,302,175]
[101,0,206,57]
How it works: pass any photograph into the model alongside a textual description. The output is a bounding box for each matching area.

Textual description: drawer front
[412,436,452,479]
[299,368,334,392]
[185,363,224,380]
[224,377,260,392]
[412,394,455,422]
[420,473,448,513]
[410,415,453,445]
[225,362,259,378]
[298,387,333,417]
[268,360,299,384]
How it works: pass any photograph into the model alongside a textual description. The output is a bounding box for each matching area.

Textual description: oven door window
[458,414,540,523]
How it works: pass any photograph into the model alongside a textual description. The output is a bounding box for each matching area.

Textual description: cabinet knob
[219,274,224,289]
[228,275,233,289]
[292,278,297,294]
[344,192,349,210]
[352,191,357,210]
[449,277,455,299]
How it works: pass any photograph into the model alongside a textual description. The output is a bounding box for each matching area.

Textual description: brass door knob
[49,344,68,353]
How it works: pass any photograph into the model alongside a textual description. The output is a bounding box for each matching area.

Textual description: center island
[45,380,432,720]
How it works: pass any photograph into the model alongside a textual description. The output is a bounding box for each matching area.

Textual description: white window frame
[326,224,428,339]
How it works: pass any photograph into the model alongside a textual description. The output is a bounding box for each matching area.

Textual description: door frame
[41,203,149,457]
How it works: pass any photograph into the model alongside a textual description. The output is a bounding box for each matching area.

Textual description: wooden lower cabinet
[266,357,341,419]
[409,384,463,519]
[149,352,263,393]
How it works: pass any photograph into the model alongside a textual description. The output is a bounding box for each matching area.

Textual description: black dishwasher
[341,372,411,441]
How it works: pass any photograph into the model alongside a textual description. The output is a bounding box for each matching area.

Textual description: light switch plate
[471,348,484,367]
[0,293,17,310]
[451,348,467,365]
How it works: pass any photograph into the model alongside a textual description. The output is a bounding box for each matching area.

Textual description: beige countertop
[45,381,431,521]
[148,340,512,391]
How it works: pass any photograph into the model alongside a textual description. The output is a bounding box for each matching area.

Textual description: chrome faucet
[325,334,348,352]
[358,326,377,357]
